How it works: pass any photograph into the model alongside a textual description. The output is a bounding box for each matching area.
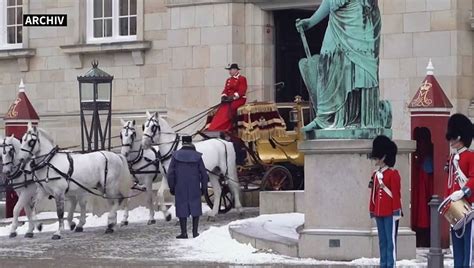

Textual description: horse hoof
[24,233,34,238]
[207,216,216,222]
[165,214,172,222]
[70,222,76,231]
[51,234,61,240]
[74,227,83,233]
[9,232,17,238]
[105,228,114,234]
[121,221,129,227]
[147,220,156,225]
[37,223,43,232]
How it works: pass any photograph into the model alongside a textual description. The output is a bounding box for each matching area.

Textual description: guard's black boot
[192,216,200,238]
[176,217,188,239]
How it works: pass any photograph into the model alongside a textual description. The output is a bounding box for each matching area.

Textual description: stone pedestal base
[306,128,393,140]
[297,139,416,260]
[299,228,415,260]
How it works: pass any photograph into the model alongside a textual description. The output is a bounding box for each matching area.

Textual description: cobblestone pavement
[0,208,293,268]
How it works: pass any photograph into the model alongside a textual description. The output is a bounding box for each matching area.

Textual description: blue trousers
[451,220,473,267]
[375,216,398,268]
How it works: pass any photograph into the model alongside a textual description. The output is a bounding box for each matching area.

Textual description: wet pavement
[0,208,273,268]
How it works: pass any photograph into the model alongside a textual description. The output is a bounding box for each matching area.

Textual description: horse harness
[128,146,161,182]
[22,147,119,199]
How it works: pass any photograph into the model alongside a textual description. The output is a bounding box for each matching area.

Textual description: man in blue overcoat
[168,136,209,239]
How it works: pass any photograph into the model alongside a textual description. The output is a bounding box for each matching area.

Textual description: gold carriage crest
[411,80,433,107]
[6,98,21,118]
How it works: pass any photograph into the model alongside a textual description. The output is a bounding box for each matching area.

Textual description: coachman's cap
[182,135,193,144]
[370,135,398,167]
[445,113,473,148]
[225,63,241,70]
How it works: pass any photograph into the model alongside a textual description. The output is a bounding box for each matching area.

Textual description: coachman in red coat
[207,63,247,132]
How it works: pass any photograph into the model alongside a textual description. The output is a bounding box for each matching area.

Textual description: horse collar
[129,147,144,166]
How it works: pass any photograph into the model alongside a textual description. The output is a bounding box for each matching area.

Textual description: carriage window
[87,0,137,43]
[0,0,23,49]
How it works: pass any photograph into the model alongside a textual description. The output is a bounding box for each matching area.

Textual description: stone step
[228,215,301,258]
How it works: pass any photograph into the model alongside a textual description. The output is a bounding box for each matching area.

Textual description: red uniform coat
[370,168,402,217]
[445,149,474,203]
[208,73,248,131]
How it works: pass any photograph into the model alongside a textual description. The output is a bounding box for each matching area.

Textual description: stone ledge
[259,191,304,215]
[165,0,317,9]
[0,48,36,72]
[229,221,299,257]
[60,41,152,68]
[298,139,416,154]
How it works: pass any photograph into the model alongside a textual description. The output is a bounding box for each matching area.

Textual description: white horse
[119,119,172,225]
[17,124,134,239]
[0,135,43,238]
[141,111,243,218]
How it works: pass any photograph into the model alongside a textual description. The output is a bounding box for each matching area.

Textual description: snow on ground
[0,204,211,237]
[173,213,452,267]
[231,213,304,240]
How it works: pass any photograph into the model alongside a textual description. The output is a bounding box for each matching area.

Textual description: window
[87,0,137,43]
[0,0,23,49]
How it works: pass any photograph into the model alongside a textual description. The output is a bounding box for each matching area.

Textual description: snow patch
[0,204,211,237]
[173,213,424,266]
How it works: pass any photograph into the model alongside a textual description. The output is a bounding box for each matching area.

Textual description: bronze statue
[296,0,391,138]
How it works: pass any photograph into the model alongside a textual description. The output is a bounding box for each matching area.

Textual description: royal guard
[369,135,402,268]
[444,113,474,267]
[207,63,248,132]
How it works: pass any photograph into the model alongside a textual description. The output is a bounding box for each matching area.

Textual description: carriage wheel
[261,165,294,191]
[204,185,234,214]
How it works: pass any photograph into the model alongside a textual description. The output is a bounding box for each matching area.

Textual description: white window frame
[86,0,137,44]
[0,0,23,49]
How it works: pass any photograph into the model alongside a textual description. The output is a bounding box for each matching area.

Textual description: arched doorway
[273,9,328,103]
[411,127,434,247]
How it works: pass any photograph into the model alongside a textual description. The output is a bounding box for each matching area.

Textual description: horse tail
[117,154,134,196]
[223,140,239,183]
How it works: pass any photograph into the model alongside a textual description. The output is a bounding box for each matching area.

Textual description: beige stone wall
[166,1,275,127]
[0,0,472,146]
[0,0,170,147]
[379,0,473,139]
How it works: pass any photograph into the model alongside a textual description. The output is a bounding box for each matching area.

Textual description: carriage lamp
[290,95,303,123]
[77,60,113,152]
[289,108,299,123]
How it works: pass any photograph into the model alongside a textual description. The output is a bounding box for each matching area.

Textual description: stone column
[298,139,416,260]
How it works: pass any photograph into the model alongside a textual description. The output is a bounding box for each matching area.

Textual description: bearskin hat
[445,113,473,148]
[371,135,398,167]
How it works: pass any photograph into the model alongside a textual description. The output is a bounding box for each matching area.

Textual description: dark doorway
[274,9,328,103]
[411,127,434,248]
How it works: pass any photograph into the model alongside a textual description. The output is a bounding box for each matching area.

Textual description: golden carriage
[202,96,311,213]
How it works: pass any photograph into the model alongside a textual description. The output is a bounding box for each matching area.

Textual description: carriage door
[411,127,434,247]
[273,9,327,103]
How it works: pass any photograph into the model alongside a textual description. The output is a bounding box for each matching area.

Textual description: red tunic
[208,73,247,131]
[369,168,402,217]
[445,149,474,203]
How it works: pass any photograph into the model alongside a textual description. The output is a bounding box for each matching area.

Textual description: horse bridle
[143,117,161,144]
[21,132,40,157]
[1,137,15,166]
[120,123,137,148]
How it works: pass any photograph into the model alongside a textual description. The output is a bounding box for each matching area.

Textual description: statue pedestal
[298,139,416,260]
[306,128,393,140]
